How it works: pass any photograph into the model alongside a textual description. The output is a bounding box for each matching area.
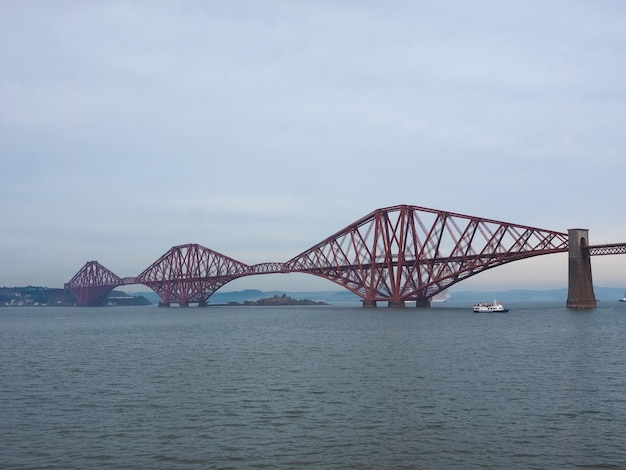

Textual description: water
[2,302,626,469]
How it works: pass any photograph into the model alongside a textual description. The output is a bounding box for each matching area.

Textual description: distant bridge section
[586,243,626,256]
[65,261,123,306]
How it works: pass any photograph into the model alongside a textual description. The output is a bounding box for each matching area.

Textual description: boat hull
[473,300,509,313]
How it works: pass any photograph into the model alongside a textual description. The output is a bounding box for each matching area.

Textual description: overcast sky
[2,1,626,293]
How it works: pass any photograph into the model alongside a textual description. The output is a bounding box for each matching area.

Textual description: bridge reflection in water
[64,204,626,309]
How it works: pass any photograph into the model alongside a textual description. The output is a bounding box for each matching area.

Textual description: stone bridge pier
[566,228,597,309]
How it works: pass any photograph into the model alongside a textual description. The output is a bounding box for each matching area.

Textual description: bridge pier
[362,299,432,308]
[566,228,597,309]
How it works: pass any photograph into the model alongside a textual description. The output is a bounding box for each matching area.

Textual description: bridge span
[64,204,624,309]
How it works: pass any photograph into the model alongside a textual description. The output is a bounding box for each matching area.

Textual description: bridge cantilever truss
[65,204,601,307]
[284,205,569,306]
[134,244,250,307]
[65,261,125,306]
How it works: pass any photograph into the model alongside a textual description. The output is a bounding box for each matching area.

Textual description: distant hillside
[449,289,569,302]
[133,289,361,305]
[131,286,626,305]
[452,287,626,302]
[0,287,152,307]
[0,286,68,306]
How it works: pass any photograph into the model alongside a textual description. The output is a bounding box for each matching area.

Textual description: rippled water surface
[2,302,626,469]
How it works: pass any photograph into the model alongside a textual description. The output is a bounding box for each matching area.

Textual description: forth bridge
[65,204,626,309]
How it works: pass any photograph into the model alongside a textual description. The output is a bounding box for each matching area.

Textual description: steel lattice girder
[285,205,568,302]
[250,262,288,274]
[65,261,123,305]
[586,243,626,256]
[135,243,250,304]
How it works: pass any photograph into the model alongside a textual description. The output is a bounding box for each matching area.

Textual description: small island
[215,293,328,306]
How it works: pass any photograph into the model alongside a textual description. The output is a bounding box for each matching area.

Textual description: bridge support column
[566,228,597,309]
[415,299,431,308]
[388,300,405,308]
[362,300,377,308]
[159,301,171,307]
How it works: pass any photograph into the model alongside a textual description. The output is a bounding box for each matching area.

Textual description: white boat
[473,300,509,313]
[620,293,626,302]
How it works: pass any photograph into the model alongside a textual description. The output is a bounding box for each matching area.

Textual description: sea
[2,300,626,469]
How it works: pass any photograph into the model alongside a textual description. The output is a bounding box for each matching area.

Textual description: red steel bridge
[65,204,626,309]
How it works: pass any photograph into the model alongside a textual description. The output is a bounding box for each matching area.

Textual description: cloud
[1,1,626,291]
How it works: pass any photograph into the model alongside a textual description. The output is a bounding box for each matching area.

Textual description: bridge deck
[586,243,626,256]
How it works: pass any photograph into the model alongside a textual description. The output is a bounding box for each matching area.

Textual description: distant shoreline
[3,286,626,308]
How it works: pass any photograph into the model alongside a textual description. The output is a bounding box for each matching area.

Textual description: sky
[2,0,626,293]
